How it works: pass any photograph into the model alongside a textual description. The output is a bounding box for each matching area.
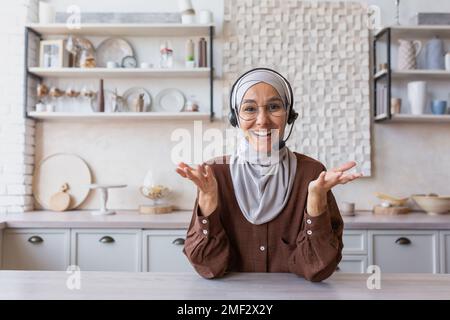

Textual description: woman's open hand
[306,161,363,217]
[308,161,363,196]
[176,162,218,217]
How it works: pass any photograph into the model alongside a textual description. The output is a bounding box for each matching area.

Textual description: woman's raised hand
[308,161,363,196]
[175,162,218,216]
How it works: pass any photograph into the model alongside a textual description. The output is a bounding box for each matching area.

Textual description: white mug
[181,14,195,24]
[340,202,355,216]
[46,103,55,112]
[36,102,46,112]
[199,10,213,24]
[106,61,118,68]
[38,1,55,24]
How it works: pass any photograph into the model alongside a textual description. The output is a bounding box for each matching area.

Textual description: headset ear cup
[287,109,298,125]
[291,110,299,124]
[228,111,238,127]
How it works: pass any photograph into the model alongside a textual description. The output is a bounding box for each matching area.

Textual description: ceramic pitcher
[425,36,445,69]
[398,39,422,70]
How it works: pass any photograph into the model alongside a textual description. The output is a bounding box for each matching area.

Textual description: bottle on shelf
[198,37,207,68]
[97,79,105,112]
[185,39,195,68]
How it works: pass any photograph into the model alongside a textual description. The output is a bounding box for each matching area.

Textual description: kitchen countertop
[0,271,449,299]
[1,210,450,230]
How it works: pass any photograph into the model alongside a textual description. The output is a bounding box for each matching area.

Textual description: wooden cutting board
[373,205,410,215]
[49,183,71,212]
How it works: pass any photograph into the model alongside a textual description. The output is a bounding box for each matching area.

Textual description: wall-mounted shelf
[28,111,211,121]
[373,26,450,122]
[25,23,213,36]
[375,69,450,81]
[24,23,215,121]
[376,114,450,123]
[375,25,450,38]
[28,67,211,78]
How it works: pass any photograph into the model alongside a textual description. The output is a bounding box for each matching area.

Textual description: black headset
[228,67,298,148]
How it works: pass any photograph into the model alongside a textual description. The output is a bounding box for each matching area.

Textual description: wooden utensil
[375,192,409,206]
[49,183,71,212]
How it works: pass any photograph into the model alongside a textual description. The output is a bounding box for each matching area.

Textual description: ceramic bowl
[412,195,450,215]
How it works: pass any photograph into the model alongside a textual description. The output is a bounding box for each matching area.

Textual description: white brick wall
[0,0,38,213]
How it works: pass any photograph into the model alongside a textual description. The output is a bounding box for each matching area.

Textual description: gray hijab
[229,69,297,225]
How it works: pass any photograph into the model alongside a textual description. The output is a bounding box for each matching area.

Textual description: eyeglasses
[238,103,286,121]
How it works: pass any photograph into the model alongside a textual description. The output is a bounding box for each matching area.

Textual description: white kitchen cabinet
[337,255,368,273]
[342,230,367,255]
[142,229,194,272]
[71,229,141,272]
[440,231,450,273]
[2,229,70,270]
[369,230,439,273]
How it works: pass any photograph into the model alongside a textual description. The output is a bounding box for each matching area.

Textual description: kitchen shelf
[26,23,214,36]
[374,69,450,80]
[382,114,450,123]
[392,70,450,79]
[24,23,215,121]
[28,67,211,78]
[28,111,211,121]
[375,25,450,38]
[373,26,450,122]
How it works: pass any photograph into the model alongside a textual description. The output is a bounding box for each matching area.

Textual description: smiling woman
[175,68,363,282]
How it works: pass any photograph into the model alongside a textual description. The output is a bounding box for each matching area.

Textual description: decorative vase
[407,81,427,115]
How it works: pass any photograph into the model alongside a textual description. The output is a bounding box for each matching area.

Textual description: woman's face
[239,82,287,153]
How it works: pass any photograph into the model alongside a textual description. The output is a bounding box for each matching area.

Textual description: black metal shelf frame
[373,27,391,122]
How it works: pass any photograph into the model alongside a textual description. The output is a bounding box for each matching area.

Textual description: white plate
[95,38,134,68]
[154,88,185,112]
[33,153,92,210]
[121,87,152,112]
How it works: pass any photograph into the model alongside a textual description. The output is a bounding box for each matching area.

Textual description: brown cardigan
[183,152,344,282]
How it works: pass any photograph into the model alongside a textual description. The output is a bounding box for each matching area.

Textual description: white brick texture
[0,0,38,213]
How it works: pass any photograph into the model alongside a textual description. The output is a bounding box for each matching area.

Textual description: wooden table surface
[0,271,449,300]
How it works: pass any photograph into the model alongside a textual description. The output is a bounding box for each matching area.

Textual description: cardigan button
[306,219,312,224]
[259,246,265,251]
[202,229,208,235]
[307,230,312,235]
[202,219,208,224]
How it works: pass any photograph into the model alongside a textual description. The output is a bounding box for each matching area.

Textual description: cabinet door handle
[99,236,115,244]
[395,237,411,245]
[28,236,43,244]
[172,238,185,245]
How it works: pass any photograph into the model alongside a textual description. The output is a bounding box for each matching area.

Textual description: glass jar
[160,41,173,68]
